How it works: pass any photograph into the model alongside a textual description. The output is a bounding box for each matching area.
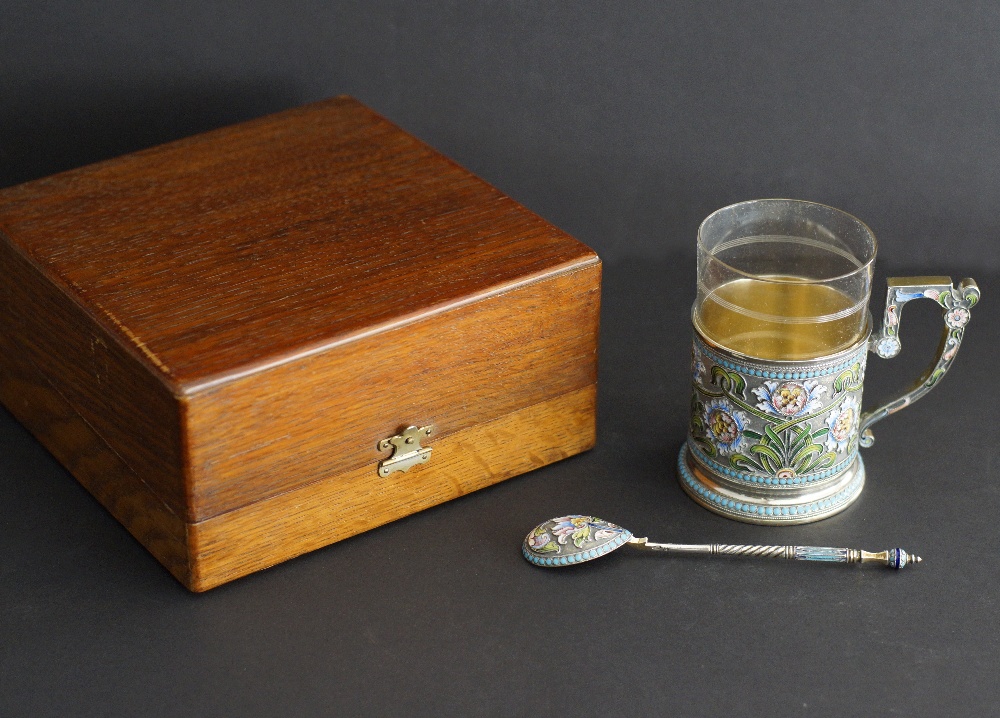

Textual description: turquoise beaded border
[522,530,634,567]
[687,440,858,486]
[695,335,868,380]
[678,447,864,520]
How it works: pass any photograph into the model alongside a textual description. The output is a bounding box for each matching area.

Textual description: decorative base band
[678,443,865,525]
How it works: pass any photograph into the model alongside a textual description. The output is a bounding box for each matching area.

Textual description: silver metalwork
[860,276,980,446]
[522,515,921,569]
[684,275,978,524]
[377,425,435,476]
[635,539,917,568]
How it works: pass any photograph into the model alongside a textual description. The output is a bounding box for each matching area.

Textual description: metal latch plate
[377,425,435,477]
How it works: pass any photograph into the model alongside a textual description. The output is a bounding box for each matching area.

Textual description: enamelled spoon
[523,515,921,570]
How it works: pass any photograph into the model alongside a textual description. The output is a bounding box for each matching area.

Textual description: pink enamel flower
[945,307,970,329]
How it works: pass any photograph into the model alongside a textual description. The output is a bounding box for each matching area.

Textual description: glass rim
[697,198,878,284]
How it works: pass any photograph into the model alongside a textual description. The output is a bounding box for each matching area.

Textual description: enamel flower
[875,335,901,358]
[825,395,859,453]
[945,306,970,329]
[752,380,827,419]
[701,397,747,455]
[549,516,623,549]
[526,526,559,553]
[691,344,707,383]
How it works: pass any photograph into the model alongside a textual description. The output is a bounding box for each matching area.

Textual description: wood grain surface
[0,233,187,515]
[0,96,596,389]
[0,96,600,589]
[185,262,600,520]
[0,327,191,586]
[188,384,596,592]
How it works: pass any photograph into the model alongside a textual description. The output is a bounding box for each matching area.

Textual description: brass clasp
[377,425,435,477]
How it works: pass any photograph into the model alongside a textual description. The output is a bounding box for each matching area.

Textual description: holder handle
[859,276,980,447]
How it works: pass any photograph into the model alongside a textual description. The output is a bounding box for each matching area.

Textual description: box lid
[0,97,599,523]
[0,96,596,394]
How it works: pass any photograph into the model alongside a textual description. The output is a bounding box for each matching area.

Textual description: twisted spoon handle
[631,539,920,569]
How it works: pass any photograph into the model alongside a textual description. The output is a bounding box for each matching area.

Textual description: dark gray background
[1,2,998,716]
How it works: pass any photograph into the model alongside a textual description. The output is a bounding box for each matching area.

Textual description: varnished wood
[0,96,601,590]
[0,96,595,388]
[188,385,596,592]
[0,323,593,591]
[185,262,599,520]
[0,328,191,586]
[0,232,187,514]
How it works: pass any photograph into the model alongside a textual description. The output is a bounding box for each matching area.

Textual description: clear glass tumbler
[694,199,875,361]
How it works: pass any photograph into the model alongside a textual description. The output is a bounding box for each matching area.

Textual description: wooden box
[0,97,600,591]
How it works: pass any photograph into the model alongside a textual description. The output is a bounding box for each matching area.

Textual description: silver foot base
[678,444,865,525]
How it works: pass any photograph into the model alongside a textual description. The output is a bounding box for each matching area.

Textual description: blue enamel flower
[875,336,901,358]
[825,395,859,453]
[752,380,826,419]
[701,397,747,455]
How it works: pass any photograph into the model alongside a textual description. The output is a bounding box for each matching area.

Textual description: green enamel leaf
[790,426,812,454]
[799,455,819,474]
[763,425,783,448]
[801,451,837,474]
[731,453,762,473]
[742,429,763,441]
[572,526,590,548]
[749,445,780,474]
[927,368,946,387]
[750,443,782,464]
[815,452,837,470]
[834,364,861,394]
[536,541,560,553]
[774,406,833,433]
[710,365,747,399]
[792,443,823,468]
[695,437,717,457]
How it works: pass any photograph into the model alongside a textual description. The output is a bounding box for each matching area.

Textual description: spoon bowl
[522,515,632,567]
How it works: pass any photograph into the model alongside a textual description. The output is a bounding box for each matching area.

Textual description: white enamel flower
[752,380,827,419]
[825,395,860,453]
